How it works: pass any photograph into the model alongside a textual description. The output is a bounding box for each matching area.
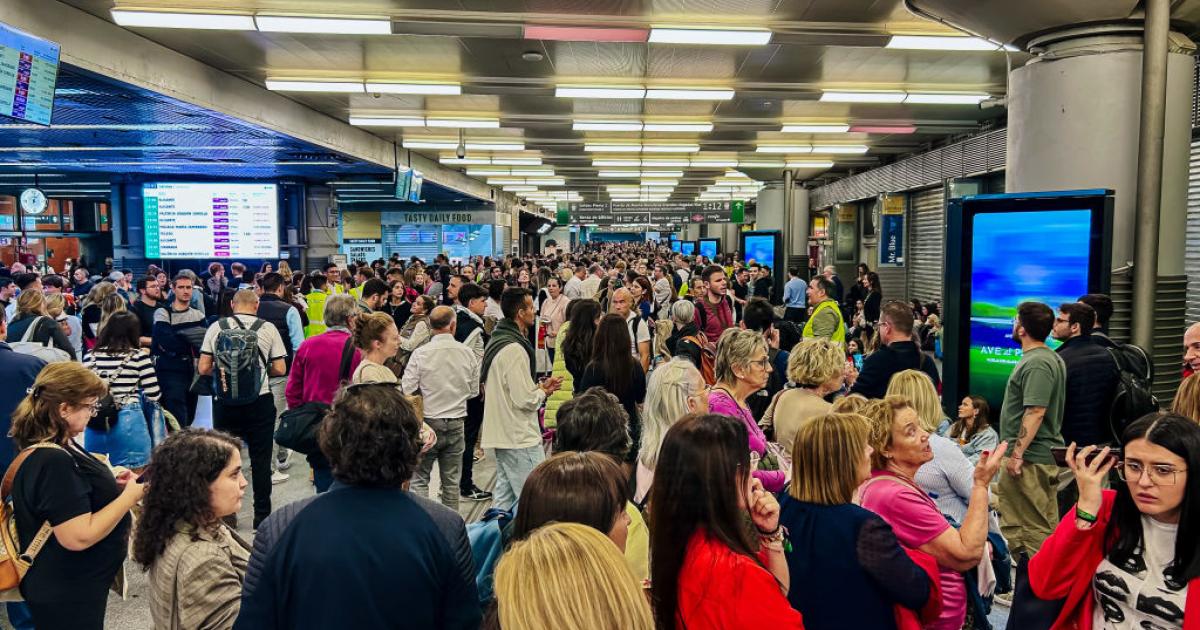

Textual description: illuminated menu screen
[144,183,279,259]
[0,22,59,125]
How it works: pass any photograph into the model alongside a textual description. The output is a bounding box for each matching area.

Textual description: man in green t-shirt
[997,301,1066,562]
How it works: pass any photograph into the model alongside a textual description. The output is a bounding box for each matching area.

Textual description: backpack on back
[10,317,71,364]
[212,317,267,406]
[682,334,717,385]
[1106,342,1159,443]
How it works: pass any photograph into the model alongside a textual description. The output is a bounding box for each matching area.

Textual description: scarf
[481,318,536,383]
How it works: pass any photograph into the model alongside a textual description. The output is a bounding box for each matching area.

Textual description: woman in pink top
[708,328,786,492]
[856,395,1007,630]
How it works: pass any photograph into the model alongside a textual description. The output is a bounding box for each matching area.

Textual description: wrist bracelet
[1075,507,1098,523]
[758,525,792,553]
[1010,455,1023,461]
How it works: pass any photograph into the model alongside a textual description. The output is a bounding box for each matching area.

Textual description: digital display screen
[967,210,1091,405]
[698,238,718,260]
[144,183,279,259]
[0,22,59,126]
[680,241,696,256]
[670,239,681,253]
[743,233,777,270]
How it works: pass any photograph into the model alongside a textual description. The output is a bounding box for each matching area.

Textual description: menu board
[0,22,59,125]
[144,183,279,258]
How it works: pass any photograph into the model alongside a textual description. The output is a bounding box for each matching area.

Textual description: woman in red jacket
[1029,413,1200,630]
[648,413,804,630]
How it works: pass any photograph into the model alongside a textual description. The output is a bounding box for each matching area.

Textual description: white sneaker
[993,592,1013,608]
[276,448,292,471]
[271,470,290,485]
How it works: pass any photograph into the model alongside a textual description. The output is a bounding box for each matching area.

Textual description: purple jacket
[285,329,362,409]
[708,389,786,492]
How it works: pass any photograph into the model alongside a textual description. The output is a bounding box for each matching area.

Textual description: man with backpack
[198,288,287,529]
[694,265,738,341]
[1051,302,1119,448]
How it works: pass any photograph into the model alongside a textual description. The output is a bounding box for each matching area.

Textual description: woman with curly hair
[133,429,249,630]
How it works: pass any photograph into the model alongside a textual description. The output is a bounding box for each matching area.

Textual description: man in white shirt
[563,265,586,300]
[611,287,651,372]
[480,288,562,510]
[198,288,287,529]
[652,264,674,318]
[579,264,603,300]
[402,306,480,511]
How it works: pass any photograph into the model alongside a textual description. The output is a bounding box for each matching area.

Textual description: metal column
[1132,0,1170,349]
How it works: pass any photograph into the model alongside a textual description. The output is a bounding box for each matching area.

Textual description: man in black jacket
[1051,302,1118,447]
[850,301,940,399]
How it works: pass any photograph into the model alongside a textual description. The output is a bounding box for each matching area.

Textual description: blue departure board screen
[0,22,59,126]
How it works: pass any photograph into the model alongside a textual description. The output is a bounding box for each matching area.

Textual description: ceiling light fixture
[641,159,690,167]
[886,35,1000,51]
[756,145,812,154]
[592,160,642,167]
[642,144,701,153]
[645,88,734,101]
[502,185,539,192]
[556,86,646,99]
[780,123,850,133]
[849,125,917,134]
[111,9,255,30]
[904,93,989,104]
[690,159,739,168]
[492,157,543,165]
[648,27,772,46]
[642,122,714,132]
[350,116,427,127]
[266,80,365,93]
[573,121,644,131]
[426,117,502,128]
[254,16,392,35]
[819,91,907,103]
[365,82,462,95]
[524,25,649,42]
[785,160,835,168]
[811,144,869,154]
[598,171,641,178]
[586,144,642,153]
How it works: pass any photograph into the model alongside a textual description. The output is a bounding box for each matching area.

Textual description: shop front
[0,194,113,273]
[340,207,508,264]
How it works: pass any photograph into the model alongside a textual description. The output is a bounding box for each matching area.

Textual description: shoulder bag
[274,337,355,455]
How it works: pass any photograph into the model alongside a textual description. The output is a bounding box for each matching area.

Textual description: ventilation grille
[811,129,1008,208]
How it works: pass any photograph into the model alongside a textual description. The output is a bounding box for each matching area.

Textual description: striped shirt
[83,349,161,403]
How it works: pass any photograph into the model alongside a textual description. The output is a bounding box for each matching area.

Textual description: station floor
[0,449,1012,630]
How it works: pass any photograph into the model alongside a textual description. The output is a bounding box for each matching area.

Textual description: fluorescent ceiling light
[526,178,565,185]
[425,118,501,128]
[598,171,640,178]
[645,88,734,101]
[904,93,989,104]
[350,116,426,126]
[820,91,906,103]
[642,144,700,153]
[510,169,554,176]
[849,125,917,134]
[593,159,641,167]
[493,158,542,165]
[586,144,642,153]
[811,145,869,154]
[402,140,458,149]
[780,124,850,133]
[785,160,835,168]
[690,159,738,167]
[111,9,254,30]
[641,160,690,167]
[465,142,524,151]
[738,160,785,167]
[365,82,461,95]
[556,86,646,99]
[254,16,392,35]
[643,122,714,132]
[439,157,491,165]
[886,35,999,51]
[641,171,684,178]
[523,25,649,43]
[573,121,643,131]
[640,181,677,187]
[503,186,539,192]
[487,178,527,185]
[648,27,772,46]
[756,145,811,153]
[266,80,364,93]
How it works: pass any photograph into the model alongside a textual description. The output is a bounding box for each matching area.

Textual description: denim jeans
[7,602,33,630]
[410,417,466,511]
[491,444,545,511]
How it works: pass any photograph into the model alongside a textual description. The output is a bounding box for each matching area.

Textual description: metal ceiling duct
[903,0,1143,47]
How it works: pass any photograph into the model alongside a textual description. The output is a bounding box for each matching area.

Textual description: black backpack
[1106,342,1159,443]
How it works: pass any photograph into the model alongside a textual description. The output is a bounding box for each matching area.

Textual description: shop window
[0,196,15,231]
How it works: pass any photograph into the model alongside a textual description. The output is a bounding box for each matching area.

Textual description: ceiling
[57,0,1021,205]
[0,66,471,203]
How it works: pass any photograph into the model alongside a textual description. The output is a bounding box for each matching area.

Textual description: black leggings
[27,596,107,630]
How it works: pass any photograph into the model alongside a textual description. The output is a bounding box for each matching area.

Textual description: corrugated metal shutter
[1186,139,1200,324]
[382,224,440,262]
[907,185,945,305]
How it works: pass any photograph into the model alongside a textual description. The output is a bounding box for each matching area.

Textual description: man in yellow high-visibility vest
[801,276,846,344]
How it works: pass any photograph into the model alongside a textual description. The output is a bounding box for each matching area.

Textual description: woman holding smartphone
[1029,413,1200,629]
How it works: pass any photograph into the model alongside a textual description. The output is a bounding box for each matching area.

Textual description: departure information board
[0,22,59,125]
[144,183,279,259]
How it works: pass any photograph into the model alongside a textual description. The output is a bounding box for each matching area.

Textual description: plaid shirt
[149,521,251,630]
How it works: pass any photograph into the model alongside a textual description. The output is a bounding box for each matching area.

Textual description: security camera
[372,92,382,99]
[456,144,466,159]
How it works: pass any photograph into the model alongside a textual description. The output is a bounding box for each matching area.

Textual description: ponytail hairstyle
[353,311,397,352]
[10,362,106,447]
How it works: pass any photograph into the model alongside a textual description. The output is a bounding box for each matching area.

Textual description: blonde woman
[763,338,844,458]
[832,393,869,415]
[708,328,784,492]
[634,357,710,505]
[886,369,983,529]
[80,281,118,349]
[45,293,83,359]
[493,522,653,630]
[1170,372,1200,424]
[8,289,76,360]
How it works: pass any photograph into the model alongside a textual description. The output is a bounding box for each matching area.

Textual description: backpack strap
[19,316,47,344]
[338,336,355,383]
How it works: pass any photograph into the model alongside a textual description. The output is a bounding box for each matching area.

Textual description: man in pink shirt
[285,294,362,492]
[695,265,737,341]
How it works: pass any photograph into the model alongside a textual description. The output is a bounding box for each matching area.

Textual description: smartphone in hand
[1050,446,1120,468]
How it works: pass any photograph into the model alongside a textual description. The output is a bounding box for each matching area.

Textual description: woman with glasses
[9,362,145,629]
[1029,413,1200,629]
[708,328,785,492]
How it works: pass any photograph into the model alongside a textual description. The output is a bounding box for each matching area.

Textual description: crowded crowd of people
[0,242,1197,630]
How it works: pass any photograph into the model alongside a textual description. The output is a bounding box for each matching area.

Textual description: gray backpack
[212,317,267,406]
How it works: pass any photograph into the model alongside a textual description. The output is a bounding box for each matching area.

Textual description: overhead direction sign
[557,200,745,225]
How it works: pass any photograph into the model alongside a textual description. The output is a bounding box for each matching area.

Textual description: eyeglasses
[747,357,771,370]
[1117,461,1188,486]
[85,400,102,417]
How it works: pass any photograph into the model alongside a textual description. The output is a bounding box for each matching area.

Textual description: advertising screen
[743,233,776,270]
[698,238,718,260]
[670,238,681,253]
[966,210,1092,405]
[144,183,279,259]
[680,241,696,256]
[0,22,59,125]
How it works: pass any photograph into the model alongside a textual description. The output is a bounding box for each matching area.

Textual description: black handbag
[274,337,355,455]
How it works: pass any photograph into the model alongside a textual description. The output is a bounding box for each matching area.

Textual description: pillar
[1006,26,1195,400]
[754,180,810,275]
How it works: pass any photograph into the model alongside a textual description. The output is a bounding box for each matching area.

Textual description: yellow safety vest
[802,299,846,345]
[304,291,329,337]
